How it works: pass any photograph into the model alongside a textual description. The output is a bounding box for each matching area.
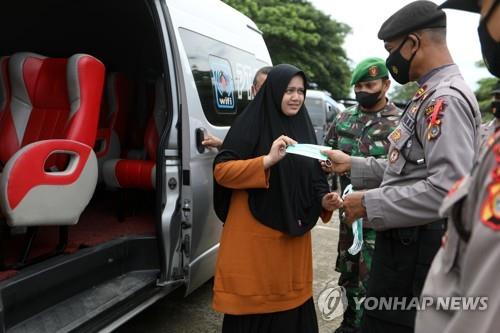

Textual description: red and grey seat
[0,52,105,227]
[102,78,165,190]
[94,73,134,177]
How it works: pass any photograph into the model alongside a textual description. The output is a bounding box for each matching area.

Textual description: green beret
[439,0,480,13]
[378,1,447,41]
[350,57,389,86]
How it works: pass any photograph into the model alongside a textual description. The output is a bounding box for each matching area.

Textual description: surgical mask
[342,184,363,255]
[355,90,382,108]
[478,0,500,77]
[386,36,419,84]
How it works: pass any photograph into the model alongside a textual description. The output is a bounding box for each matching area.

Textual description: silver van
[0,0,271,331]
[305,90,345,144]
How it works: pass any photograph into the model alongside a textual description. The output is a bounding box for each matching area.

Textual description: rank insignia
[389,128,402,142]
[425,104,434,118]
[481,182,500,231]
[389,149,400,163]
[368,65,379,77]
[414,85,427,100]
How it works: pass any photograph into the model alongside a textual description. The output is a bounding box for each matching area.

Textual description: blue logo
[209,56,236,112]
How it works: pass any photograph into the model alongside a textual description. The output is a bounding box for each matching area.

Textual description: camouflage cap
[350,57,389,86]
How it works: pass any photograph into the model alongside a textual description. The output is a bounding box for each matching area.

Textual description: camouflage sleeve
[350,156,388,190]
[324,114,340,148]
[363,95,476,230]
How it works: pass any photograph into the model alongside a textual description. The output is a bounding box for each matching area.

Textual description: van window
[304,97,325,127]
[179,28,268,126]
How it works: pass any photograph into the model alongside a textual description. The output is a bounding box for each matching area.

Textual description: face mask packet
[285,143,330,161]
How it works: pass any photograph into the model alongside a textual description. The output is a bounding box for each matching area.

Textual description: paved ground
[118,212,342,333]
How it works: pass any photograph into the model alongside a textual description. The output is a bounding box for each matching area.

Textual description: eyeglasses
[284,87,305,95]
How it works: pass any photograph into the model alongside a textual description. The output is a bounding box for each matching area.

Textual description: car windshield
[304,97,324,127]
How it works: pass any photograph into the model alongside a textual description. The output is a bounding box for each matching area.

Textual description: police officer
[325,57,402,333]
[416,0,500,332]
[321,1,481,332]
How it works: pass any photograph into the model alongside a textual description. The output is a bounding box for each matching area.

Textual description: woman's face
[281,75,305,117]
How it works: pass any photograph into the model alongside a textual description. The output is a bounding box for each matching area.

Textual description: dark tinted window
[179,28,268,126]
[305,97,325,127]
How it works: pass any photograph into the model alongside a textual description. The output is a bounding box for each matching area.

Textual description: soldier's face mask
[355,90,382,108]
[385,35,419,84]
[478,0,500,77]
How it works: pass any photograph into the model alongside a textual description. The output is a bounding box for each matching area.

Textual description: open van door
[162,0,272,294]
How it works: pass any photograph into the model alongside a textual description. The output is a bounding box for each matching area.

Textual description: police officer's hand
[320,149,351,174]
[342,191,367,226]
[263,135,297,169]
[321,192,343,212]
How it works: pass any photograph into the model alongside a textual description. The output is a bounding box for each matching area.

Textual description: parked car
[305,90,345,144]
[0,0,271,331]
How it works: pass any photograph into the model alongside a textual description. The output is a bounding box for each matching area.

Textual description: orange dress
[212,156,332,315]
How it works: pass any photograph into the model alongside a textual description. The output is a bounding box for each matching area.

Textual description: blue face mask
[478,0,500,78]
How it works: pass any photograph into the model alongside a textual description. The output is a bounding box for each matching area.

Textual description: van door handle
[195,127,206,154]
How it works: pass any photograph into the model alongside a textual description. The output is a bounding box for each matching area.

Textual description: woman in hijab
[212,64,343,333]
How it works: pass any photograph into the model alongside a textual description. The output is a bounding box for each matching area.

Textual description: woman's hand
[263,135,297,169]
[202,133,223,149]
[321,192,343,212]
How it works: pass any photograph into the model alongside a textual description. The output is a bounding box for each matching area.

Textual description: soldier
[415,0,500,332]
[325,57,402,333]
[321,1,481,332]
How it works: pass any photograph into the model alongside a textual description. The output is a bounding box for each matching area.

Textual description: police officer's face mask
[385,35,419,84]
[478,0,500,77]
[355,90,382,108]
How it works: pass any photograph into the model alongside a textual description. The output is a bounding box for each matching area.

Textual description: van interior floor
[0,189,156,281]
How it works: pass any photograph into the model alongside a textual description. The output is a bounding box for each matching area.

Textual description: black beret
[378,1,447,41]
[439,0,480,13]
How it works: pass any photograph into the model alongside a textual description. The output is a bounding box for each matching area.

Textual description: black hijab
[213,64,330,236]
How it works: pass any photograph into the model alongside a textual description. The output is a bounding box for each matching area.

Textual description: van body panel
[164,0,272,294]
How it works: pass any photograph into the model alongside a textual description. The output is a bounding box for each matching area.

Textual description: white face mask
[343,184,364,255]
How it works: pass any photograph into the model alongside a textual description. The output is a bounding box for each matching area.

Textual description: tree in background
[223,0,351,99]
[388,82,419,104]
[474,61,497,122]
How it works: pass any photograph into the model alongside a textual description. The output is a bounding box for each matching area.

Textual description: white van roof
[306,90,345,111]
[167,0,271,64]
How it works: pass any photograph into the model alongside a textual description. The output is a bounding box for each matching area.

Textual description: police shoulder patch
[481,143,500,231]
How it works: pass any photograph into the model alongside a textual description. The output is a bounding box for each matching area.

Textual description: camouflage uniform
[325,102,401,329]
